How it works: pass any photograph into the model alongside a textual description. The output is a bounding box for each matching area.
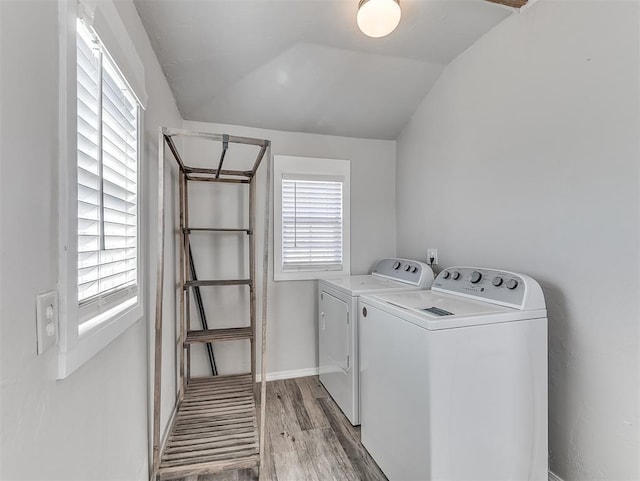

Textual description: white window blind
[76,20,138,309]
[281,177,344,270]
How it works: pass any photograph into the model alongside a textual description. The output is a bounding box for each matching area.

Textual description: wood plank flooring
[170,376,387,481]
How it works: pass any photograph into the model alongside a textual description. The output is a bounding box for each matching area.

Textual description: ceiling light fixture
[357,0,401,38]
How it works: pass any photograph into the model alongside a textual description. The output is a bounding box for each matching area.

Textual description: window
[274,155,350,281]
[282,177,344,269]
[57,0,147,379]
[76,20,139,329]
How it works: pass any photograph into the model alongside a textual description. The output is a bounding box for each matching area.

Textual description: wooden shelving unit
[152,128,271,480]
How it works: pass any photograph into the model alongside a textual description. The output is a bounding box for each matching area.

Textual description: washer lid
[361,290,546,330]
[321,275,423,296]
[385,290,509,316]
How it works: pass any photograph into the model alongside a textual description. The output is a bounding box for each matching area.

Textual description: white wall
[395,1,639,479]
[0,1,182,480]
[181,120,397,377]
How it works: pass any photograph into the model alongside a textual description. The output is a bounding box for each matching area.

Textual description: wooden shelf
[185,279,251,288]
[185,327,253,345]
[183,228,251,234]
[154,128,271,480]
[157,374,259,480]
[183,166,253,178]
[186,175,250,184]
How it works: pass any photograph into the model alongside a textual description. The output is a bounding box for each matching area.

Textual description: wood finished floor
[172,376,387,481]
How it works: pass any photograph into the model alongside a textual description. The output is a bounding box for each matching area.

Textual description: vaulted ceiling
[135,0,522,140]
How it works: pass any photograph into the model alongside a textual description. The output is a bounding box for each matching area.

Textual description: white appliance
[318,258,434,425]
[359,267,548,481]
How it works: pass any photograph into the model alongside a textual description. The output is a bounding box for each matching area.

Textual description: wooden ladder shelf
[153,127,271,480]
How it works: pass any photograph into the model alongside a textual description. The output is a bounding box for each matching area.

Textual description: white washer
[359,267,548,481]
[318,258,434,426]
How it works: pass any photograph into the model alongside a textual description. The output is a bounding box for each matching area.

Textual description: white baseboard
[256,367,319,382]
[549,471,564,481]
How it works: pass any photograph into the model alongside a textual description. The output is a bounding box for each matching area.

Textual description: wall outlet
[36,290,58,355]
[427,248,438,266]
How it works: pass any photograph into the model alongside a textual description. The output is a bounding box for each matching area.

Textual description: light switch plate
[36,290,58,355]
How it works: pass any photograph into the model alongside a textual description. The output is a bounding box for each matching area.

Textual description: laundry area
[0,1,638,481]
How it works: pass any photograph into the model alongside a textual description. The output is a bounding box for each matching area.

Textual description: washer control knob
[442,271,450,279]
[452,271,461,280]
[411,266,418,273]
[492,276,504,287]
[470,271,482,284]
[506,279,519,290]
[404,264,412,272]
[393,261,401,270]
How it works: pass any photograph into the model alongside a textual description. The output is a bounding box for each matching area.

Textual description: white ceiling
[134,0,513,140]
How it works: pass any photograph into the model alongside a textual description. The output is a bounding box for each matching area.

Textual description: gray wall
[395,0,639,479]
[182,120,397,378]
[0,1,182,479]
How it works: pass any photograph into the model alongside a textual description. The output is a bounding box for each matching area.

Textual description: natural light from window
[76,19,138,329]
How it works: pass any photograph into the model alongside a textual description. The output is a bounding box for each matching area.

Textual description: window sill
[57,297,142,379]
[274,267,350,282]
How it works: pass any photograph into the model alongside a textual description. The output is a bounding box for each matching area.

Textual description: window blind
[281,178,343,269]
[76,20,138,307]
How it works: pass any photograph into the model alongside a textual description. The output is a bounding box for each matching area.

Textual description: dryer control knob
[393,261,401,270]
[492,276,504,287]
[442,271,450,279]
[470,271,482,283]
[506,279,519,290]
[411,266,418,273]
[452,271,461,280]
[404,265,411,272]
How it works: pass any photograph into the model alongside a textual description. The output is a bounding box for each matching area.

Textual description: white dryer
[359,267,548,481]
[318,258,434,425]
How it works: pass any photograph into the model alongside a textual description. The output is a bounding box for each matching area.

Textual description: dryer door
[319,290,353,420]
